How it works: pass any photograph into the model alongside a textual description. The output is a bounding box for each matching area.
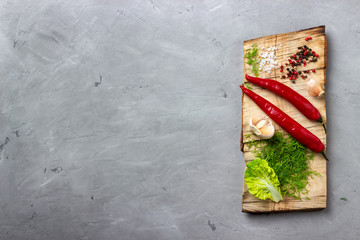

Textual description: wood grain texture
[241,26,327,213]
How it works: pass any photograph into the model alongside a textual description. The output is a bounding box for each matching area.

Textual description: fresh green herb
[246,138,260,150]
[244,133,251,139]
[340,197,348,201]
[244,43,261,77]
[244,82,253,89]
[245,132,319,200]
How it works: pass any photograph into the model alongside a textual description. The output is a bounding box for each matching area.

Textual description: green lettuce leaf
[245,159,283,202]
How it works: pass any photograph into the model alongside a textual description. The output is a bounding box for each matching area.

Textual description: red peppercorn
[294,71,298,75]
[282,75,285,79]
[299,57,302,60]
[296,59,299,63]
[312,51,316,55]
[315,54,319,58]
[304,51,308,56]
[303,63,307,67]
[306,70,310,73]
[301,75,305,79]
[309,36,312,40]
[305,37,309,41]
[293,54,296,58]
[280,65,284,69]
[312,69,316,73]
[280,69,283,72]
[285,63,288,66]
[303,60,306,63]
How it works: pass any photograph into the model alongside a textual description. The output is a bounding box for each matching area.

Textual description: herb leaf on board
[244,44,261,77]
[246,132,319,200]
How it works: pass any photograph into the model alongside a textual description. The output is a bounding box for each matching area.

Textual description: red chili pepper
[245,75,326,128]
[240,85,327,157]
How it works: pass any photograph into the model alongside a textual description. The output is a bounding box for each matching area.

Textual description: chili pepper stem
[321,122,327,134]
[317,116,327,134]
[321,151,329,161]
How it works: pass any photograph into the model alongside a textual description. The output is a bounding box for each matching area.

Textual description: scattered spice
[259,45,281,74]
[340,197,348,201]
[280,39,319,83]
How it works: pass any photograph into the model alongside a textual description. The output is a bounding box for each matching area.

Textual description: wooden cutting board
[241,26,327,213]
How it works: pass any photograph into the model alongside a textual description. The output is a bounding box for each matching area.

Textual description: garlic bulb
[249,116,275,139]
[307,79,325,97]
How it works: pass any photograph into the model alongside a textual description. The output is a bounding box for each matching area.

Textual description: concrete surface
[1,0,359,239]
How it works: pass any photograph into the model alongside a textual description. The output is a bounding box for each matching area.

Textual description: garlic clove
[307,79,325,97]
[251,115,263,126]
[258,124,275,139]
[250,124,262,135]
[255,119,268,129]
[249,116,275,139]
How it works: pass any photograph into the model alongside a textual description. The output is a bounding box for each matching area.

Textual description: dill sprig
[244,43,261,77]
[244,82,253,89]
[246,132,320,200]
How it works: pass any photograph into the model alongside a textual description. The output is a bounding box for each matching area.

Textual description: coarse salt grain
[258,45,280,75]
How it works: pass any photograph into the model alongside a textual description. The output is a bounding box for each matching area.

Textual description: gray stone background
[1,0,359,239]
